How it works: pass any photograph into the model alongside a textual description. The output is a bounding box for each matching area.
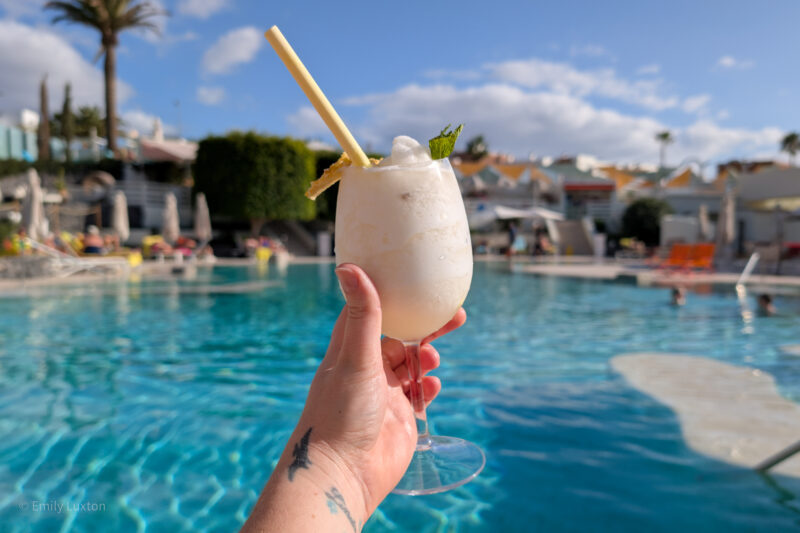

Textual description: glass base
[392,435,485,496]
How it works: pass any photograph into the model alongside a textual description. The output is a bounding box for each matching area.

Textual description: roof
[545,163,614,190]
[452,161,488,177]
[453,161,554,187]
[738,166,800,206]
[665,168,692,188]
[140,139,197,163]
[599,166,638,189]
[495,164,528,179]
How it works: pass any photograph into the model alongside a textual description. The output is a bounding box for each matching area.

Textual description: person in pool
[757,294,777,316]
[670,287,687,307]
[241,264,464,532]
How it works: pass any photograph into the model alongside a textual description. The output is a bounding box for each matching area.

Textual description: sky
[1,0,798,170]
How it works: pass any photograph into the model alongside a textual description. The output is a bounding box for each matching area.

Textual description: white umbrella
[194,193,212,242]
[162,192,180,244]
[698,203,712,242]
[715,183,736,263]
[112,191,130,243]
[468,204,564,229]
[21,168,45,240]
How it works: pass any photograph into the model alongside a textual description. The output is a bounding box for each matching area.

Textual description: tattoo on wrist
[324,486,357,532]
[287,427,312,481]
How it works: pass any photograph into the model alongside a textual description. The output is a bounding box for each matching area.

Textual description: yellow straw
[265,26,371,168]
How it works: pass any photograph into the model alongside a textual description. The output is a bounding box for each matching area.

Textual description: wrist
[243,443,368,533]
[274,426,369,528]
[303,439,371,523]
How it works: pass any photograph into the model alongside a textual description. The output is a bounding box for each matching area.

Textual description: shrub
[194,132,316,233]
[621,198,673,246]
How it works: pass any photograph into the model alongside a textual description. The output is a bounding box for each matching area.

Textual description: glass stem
[402,341,432,450]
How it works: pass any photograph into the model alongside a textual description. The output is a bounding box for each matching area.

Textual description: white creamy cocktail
[334,136,473,342]
[265,23,483,496]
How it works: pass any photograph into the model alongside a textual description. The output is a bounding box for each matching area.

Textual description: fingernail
[335,266,359,296]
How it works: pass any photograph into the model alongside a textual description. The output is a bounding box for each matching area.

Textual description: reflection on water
[0,263,798,532]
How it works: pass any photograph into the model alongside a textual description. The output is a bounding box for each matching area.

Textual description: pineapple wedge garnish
[305,153,382,200]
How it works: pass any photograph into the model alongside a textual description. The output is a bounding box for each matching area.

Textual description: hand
[299,264,465,515]
[242,263,466,532]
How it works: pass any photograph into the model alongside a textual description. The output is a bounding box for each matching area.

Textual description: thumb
[335,264,382,371]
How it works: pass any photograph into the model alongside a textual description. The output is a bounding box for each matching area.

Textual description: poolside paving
[611,353,800,478]
[515,260,800,293]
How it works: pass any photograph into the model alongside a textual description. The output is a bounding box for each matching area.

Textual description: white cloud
[315,82,782,165]
[196,86,226,105]
[681,120,780,160]
[121,109,176,136]
[716,55,754,70]
[682,94,711,114]
[202,26,262,75]
[0,20,133,114]
[287,106,327,138]
[717,109,730,120]
[637,64,661,75]
[486,58,678,111]
[178,0,229,18]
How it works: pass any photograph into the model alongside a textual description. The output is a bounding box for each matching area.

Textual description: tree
[38,76,51,161]
[61,83,75,162]
[45,0,164,154]
[621,198,673,247]
[465,135,488,161]
[780,132,799,165]
[655,130,673,169]
[194,132,317,235]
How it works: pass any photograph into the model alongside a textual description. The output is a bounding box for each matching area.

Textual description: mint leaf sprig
[428,124,463,159]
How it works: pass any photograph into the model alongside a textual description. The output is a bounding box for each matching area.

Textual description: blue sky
[0,0,798,167]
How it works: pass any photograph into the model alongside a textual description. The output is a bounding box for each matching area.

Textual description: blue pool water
[1,262,799,532]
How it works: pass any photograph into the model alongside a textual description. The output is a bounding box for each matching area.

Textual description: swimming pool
[1,262,799,532]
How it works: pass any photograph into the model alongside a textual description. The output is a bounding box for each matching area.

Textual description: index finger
[421,307,467,346]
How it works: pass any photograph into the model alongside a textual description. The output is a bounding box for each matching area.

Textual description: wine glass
[335,155,485,495]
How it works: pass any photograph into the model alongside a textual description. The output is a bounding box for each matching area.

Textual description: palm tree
[780,132,800,165]
[655,130,674,169]
[45,0,164,154]
[38,76,51,161]
[465,135,488,161]
[62,83,75,162]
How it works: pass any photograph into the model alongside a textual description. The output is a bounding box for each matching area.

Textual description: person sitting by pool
[757,294,776,316]
[670,287,686,307]
[242,264,463,532]
[82,225,105,255]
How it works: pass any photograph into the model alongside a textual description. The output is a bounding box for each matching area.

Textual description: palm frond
[44,0,103,29]
[113,1,166,34]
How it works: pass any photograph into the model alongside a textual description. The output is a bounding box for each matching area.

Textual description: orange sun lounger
[681,243,715,272]
[655,243,693,270]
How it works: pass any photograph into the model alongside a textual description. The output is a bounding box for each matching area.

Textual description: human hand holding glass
[335,138,485,495]
[243,265,466,532]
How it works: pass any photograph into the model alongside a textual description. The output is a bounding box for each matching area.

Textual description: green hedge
[194,132,316,224]
[0,158,124,180]
[621,197,673,247]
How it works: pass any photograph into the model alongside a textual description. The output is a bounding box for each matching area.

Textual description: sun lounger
[24,238,129,278]
[680,243,715,272]
[654,243,692,270]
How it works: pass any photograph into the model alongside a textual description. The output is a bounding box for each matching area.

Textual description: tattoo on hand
[325,486,357,532]
[287,427,312,481]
